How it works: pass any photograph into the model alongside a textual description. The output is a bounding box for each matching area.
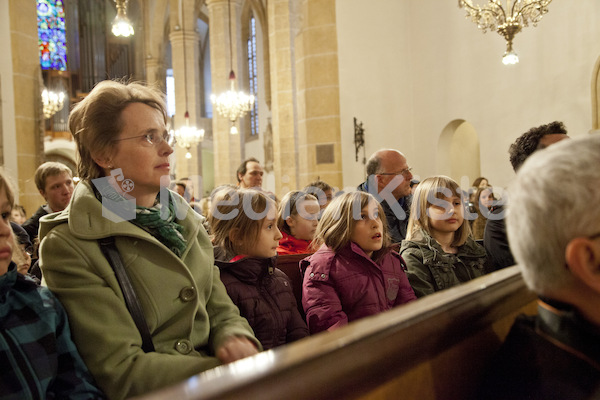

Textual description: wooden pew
[275,253,312,318]
[135,266,537,400]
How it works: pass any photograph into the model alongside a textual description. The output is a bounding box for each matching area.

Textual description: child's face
[350,201,383,258]
[288,199,320,241]
[10,209,26,225]
[246,206,283,258]
[0,188,14,275]
[428,195,464,236]
[479,189,494,209]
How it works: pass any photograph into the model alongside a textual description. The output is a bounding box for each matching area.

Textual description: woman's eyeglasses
[113,131,176,147]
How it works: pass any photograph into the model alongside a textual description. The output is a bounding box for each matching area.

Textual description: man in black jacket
[22,162,74,240]
[480,135,600,399]
[484,121,568,270]
[357,149,413,244]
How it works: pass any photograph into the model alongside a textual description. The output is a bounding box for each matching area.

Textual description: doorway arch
[437,119,481,188]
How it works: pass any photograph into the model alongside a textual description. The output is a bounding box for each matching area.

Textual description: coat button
[179,286,196,302]
[320,274,326,279]
[175,339,192,354]
[310,272,315,278]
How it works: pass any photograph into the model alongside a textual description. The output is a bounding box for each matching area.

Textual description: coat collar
[400,229,485,258]
[39,180,201,246]
[215,256,277,284]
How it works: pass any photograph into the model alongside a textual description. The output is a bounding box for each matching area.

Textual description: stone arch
[437,120,481,188]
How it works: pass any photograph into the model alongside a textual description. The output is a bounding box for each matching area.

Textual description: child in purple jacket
[301,191,416,334]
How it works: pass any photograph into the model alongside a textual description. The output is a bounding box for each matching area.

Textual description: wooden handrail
[134,266,536,400]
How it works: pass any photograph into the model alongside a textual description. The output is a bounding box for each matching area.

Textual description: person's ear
[93,155,112,170]
[286,215,296,229]
[38,188,47,200]
[228,228,243,253]
[565,237,600,293]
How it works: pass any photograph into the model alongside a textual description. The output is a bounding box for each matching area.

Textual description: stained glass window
[37,0,67,71]
[247,16,258,136]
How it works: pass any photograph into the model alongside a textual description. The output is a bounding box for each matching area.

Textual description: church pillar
[295,0,343,190]
[267,0,298,195]
[169,2,203,187]
[206,0,243,186]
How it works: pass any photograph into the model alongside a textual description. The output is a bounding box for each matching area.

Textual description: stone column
[4,0,42,214]
[295,0,342,190]
[206,0,242,186]
[169,4,203,186]
[267,0,299,195]
[144,56,164,89]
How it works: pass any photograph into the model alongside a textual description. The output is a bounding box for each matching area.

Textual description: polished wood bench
[135,266,537,400]
[275,253,312,318]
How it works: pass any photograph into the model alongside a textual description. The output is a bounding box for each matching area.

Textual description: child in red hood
[276,191,320,255]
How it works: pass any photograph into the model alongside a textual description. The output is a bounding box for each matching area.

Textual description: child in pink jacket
[301,192,416,334]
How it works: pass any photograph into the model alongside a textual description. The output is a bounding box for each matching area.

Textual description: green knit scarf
[94,185,187,257]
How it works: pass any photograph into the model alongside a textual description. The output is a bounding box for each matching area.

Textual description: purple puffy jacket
[301,242,416,334]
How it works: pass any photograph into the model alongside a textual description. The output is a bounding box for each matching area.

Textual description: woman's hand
[216,336,259,364]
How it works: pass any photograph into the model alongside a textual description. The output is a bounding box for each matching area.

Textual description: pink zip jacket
[300,242,416,334]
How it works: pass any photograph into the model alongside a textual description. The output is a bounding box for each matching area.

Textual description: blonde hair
[209,188,276,256]
[0,170,15,209]
[312,191,390,261]
[277,191,318,235]
[406,176,471,247]
[68,80,167,181]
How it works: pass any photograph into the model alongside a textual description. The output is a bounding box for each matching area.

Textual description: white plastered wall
[337,0,600,190]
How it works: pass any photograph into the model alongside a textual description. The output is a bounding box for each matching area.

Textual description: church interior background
[1,0,600,215]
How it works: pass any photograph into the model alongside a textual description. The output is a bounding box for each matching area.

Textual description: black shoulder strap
[98,237,155,353]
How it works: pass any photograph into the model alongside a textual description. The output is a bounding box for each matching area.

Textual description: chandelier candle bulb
[112,0,134,37]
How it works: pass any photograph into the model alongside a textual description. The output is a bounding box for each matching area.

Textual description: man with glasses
[480,135,600,399]
[357,149,414,243]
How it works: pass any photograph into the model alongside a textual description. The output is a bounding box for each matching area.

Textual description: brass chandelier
[41,87,65,119]
[458,0,553,65]
[112,0,134,37]
[210,0,255,134]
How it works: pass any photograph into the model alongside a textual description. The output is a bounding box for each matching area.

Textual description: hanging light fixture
[171,0,204,159]
[112,0,135,37]
[210,0,255,134]
[41,87,65,119]
[458,0,553,65]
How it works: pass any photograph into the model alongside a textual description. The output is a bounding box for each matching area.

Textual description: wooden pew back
[135,266,536,400]
[275,253,311,318]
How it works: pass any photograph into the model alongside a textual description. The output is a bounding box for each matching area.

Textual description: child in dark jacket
[301,191,416,334]
[400,176,488,298]
[0,171,105,398]
[276,191,320,255]
[210,188,309,349]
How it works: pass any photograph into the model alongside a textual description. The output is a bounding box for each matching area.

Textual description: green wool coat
[39,181,259,400]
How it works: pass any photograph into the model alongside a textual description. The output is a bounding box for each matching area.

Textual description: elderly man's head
[366,149,413,200]
[507,135,600,303]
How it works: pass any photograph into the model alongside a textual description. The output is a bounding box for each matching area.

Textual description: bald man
[357,149,414,243]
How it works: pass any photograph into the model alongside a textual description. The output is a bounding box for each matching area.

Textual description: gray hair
[507,134,600,294]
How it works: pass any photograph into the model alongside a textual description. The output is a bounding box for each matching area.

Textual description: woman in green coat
[39,80,260,400]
